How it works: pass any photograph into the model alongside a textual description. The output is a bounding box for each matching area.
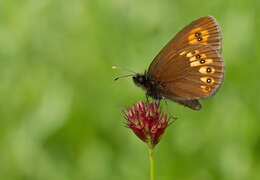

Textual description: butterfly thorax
[133,72,163,100]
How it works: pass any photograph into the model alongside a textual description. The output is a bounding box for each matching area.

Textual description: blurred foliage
[0,0,260,179]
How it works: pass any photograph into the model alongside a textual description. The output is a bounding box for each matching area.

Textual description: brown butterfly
[114,16,224,110]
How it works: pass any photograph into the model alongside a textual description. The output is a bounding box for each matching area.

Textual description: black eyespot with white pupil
[195,32,201,37]
[198,37,203,41]
[207,78,211,83]
[200,59,205,64]
[196,54,201,59]
[207,68,211,72]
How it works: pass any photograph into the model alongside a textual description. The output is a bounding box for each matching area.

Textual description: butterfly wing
[173,99,202,110]
[153,45,224,110]
[149,16,222,75]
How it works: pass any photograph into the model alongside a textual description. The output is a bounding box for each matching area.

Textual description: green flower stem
[148,147,155,180]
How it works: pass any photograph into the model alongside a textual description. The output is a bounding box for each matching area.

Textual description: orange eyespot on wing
[189,53,207,62]
[200,76,215,85]
[201,85,212,93]
[188,29,210,45]
[185,50,200,57]
[185,16,222,53]
[199,66,215,74]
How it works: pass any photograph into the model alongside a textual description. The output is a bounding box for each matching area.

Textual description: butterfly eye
[138,76,144,83]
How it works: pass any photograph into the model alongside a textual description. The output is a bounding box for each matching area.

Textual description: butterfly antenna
[113,74,134,82]
[112,66,136,74]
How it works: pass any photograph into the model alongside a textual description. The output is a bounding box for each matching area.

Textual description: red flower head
[122,101,171,148]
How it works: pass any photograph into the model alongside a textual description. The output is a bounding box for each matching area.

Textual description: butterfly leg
[155,99,161,106]
[146,94,150,102]
[163,97,177,122]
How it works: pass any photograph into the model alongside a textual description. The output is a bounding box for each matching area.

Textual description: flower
[122,101,171,148]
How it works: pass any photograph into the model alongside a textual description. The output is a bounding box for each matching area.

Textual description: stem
[148,147,155,180]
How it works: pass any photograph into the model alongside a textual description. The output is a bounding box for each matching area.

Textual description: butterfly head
[132,74,147,87]
[133,73,163,100]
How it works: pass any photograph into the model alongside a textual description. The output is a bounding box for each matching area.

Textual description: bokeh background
[1,0,260,179]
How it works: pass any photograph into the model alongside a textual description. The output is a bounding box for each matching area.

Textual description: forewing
[149,16,222,74]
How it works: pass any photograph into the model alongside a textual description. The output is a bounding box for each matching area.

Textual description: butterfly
[114,16,224,110]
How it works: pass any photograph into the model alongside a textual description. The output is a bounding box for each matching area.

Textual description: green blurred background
[1,0,260,179]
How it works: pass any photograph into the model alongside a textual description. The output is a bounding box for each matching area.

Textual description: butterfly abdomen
[133,73,163,100]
